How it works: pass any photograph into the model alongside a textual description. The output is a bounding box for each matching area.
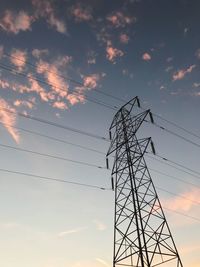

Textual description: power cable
[0,167,199,221]
[0,143,106,169]
[149,167,200,188]
[0,63,118,111]
[4,52,200,143]
[0,106,109,141]
[0,168,110,190]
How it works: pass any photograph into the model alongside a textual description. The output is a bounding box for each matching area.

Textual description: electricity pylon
[106,97,183,267]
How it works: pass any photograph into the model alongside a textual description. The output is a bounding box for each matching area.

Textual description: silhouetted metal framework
[107,97,183,267]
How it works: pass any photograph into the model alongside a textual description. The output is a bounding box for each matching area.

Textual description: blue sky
[0,0,200,267]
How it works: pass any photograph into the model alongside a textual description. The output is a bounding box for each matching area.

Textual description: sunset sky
[0,0,200,267]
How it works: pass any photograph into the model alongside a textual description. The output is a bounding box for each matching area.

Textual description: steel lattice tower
[106,97,183,267]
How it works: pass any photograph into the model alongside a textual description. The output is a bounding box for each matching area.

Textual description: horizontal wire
[0,121,106,155]
[1,120,200,188]
[0,143,106,169]
[0,168,110,190]
[147,154,200,180]
[3,52,200,145]
[0,167,199,221]
[4,52,124,104]
[0,106,109,141]
[160,206,200,222]
[156,186,200,205]
[149,167,200,188]
[0,63,118,111]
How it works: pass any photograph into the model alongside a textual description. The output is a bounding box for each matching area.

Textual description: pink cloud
[164,188,200,212]
[10,49,27,71]
[36,60,69,98]
[119,33,129,44]
[32,0,66,33]
[13,99,35,109]
[142,52,151,61]
[173,65,196,81]
[0,10,32,34]
[83,74,100,89]
[67,93,85,105]
[0,79,10,89]
[0,98,20,143]
[106,43,124,62]
[52,101,68,110]
[107,11,135,28]
[32,48,49,58]
[70,4,93,22]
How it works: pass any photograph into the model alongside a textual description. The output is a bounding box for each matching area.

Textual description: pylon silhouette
[107,97,183,267]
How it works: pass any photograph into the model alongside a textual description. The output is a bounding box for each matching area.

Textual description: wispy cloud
[119,33,130,44]
[195,48,200,59]
[10,49,27,71]
[32,48,49,59]
[163,188,200,212]
[58,227,86,237]
[0,10,32,34]
[96,258,111,267]
[93,220,107,231]
[106,42,124,63]
[32,0,66,33]
[107,11,135,28]
[142,52,151,61]
[173,65,196,81]
[70,4,93,22]
[0,98,20,143]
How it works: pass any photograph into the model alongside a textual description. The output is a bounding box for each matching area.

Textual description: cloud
[70,4,93,22]
[52,101,68,110]
[32,48,49,58]
[142,52,151,61]
[0,79,10,89]
[96,258,110,267]
[193,82,200,88]
[106,43,124,62]
[163,188,200,212]
[195,48,200,59]
[0,98,20,143]
[173,65,196,81]
[0,10,32,34]
[83,74,101,89]
[107,11,135,28]
[67,93,85,105]
[36,59,69,98]
[58,227,86,237]
[119,33,129,44]
[93,220,107,231]
[32,0,66,33]
[10,49,27,71]
[13,99,35,109]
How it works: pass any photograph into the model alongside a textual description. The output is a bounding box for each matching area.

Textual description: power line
[4,52,124,104]
[0,106,109,142]
[2,61,200,151]
[0,167,199,222]
[0,143,106,169]
[4,52,200,144]
[159,205,200,223]
[0,63,118,111]
[0,168,110,190]
[156,186,200,205]
[0,121,106,155]
[149,167,200,188]
[147,154,200,180]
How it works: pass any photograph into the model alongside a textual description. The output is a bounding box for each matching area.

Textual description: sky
[0,0,200,266]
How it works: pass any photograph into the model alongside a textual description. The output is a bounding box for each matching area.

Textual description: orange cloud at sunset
[0,98,20,143]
